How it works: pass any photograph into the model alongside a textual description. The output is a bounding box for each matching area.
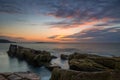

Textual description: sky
[0,0,120,42]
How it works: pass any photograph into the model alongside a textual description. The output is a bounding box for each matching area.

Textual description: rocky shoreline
[0,71,40,80]
[5,44,120,80]
[50,53,120,80]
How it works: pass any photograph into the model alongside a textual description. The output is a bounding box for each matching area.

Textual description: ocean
[0,43,120,80]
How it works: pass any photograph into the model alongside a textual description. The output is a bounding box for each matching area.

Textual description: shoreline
[0,44,120,80]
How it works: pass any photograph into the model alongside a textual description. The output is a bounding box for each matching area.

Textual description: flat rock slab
[0,72,40,80]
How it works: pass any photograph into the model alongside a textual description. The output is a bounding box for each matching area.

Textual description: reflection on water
[28,66,51,80]
[0,43,120,80]
[0,54,29,72]
[0,53,51,80]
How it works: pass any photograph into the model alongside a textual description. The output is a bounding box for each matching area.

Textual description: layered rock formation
[7,44,52,66]
[0,72,40,80]
[50,53,120,80]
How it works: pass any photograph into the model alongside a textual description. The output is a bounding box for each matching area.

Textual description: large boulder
[7,44,52,66]
[50,68,120,80]
[69,59,107,71]
[68,53,120,71]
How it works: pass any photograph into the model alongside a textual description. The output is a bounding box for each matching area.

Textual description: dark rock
[68,52,100,60]
[68,53,120,71]
[45,64,61,71]
[69,59,107,71]
[7,74,22,80]
[50,68,120,80]
[50,53,120,80]
[60,54,69,60]
[51,55,57,59]
[0,75,7,80]
[90,57,120,70]
[7,44,52,67]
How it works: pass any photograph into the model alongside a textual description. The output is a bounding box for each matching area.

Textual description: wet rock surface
[7,44,52,67]
[45,63,61,71]
[0,72,40,80]
[60,54,69,60]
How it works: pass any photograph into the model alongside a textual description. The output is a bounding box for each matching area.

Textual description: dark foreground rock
[50,53,120,80]
[45,63,61,71]
[50,68,120,80]
[68,53,120,71]
[51,55,57,59]
[60,54,69,60]
[7,44,52,66]
[0,72,40,80]
[69,59,107,71]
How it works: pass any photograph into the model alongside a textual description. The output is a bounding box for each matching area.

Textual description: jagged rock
[50,68,120,80]
[60,54,69,60]
[69,59,107,71]
[7,44,52,66]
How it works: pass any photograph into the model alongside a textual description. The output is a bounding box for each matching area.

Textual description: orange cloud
[50,17,114,29]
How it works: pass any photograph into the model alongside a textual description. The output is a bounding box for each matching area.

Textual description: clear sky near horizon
[0,0,120,42]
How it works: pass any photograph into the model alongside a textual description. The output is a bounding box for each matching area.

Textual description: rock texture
[0,72,40,80]
[69,59,107,71]
[60,54,69,60]
[68,53,120,71]
[50,53,120,80]
[50,68,120,80]
[45,63,61,71]
[7,44,52,66]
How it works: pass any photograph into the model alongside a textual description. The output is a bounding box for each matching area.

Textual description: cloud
[0,0,46,14]
[48,35,59,39]
[0,0,120,29]
[46,0,120,29]
[49,27,120,42]
[0,0,23,14]
[66,27,120,42]
[48,35,75,41]
[94,23,111,27]
[0,35,27,42]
